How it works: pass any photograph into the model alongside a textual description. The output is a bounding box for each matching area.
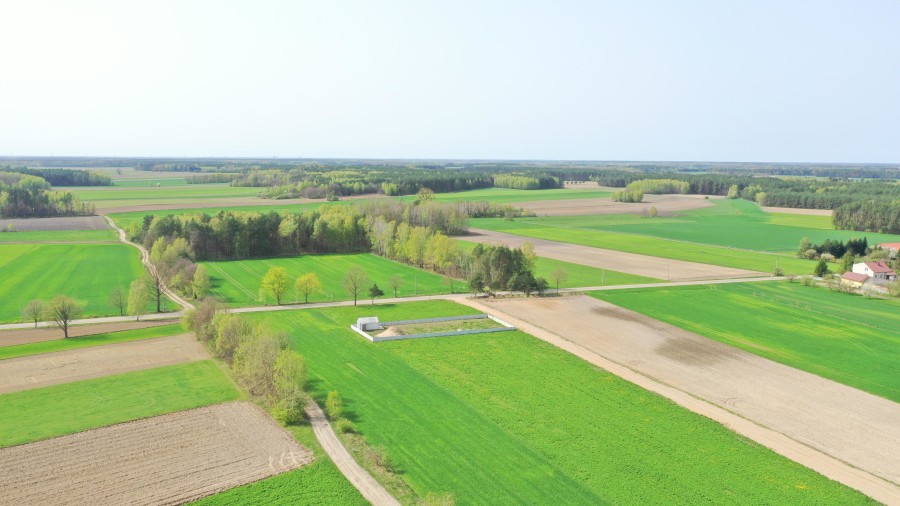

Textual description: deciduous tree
[550,268,568,293]
[23,299,44,328]
[44,295,83,338]
[343,267,368,306]
[108,288,127,316]
[261,266,289,305]
[389,275,403,297]
[294,272,322,304]
[128,279,150,321]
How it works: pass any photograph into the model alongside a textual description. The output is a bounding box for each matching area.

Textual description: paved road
[305,401,400,506]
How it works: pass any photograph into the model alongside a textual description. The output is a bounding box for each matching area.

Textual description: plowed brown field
[0,402,313,506]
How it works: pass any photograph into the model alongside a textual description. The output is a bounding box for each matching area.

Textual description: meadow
[0,229,118,243]
[0,244,150,323]
[0,360,240,448]
[591,282,900,402]
[494,199,900,253]
[456,240,661,288]
[244,302,866,504]
[397,186,612,204]
[202,253,461,306]
[0,324,183,361]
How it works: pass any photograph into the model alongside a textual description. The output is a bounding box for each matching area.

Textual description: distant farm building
[851,261,898,283]
[880,242,900,257]
[840,272,869,289]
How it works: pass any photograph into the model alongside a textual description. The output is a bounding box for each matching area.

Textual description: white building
[851,261,898,282]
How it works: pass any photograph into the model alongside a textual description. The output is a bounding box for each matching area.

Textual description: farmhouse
[851,261,898,282]
[840,272,869,289]
[880,242,900,258]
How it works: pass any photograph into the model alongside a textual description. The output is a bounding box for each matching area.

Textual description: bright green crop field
[456,240,662,288]
[475,199,900,256]
[397,186,612,204]
[591,282,900,402]
[0,229,118,243]
[0,324,182,361]
[193,423,367,506]
[0,244,150,323]
[244,302,866,504]
[71,184,263,210]
[202,253,461,306]
[0,360,240,448]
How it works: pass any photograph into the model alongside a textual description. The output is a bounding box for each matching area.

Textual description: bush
[326,390,344,420]
[272,395,304,426]
[772,267,784,277]
[232,332,287,399]
[334,417,356,434]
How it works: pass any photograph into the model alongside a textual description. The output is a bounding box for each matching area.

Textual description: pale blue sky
[1,1,897,162]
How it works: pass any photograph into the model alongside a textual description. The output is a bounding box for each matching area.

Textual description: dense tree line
[832,200,900,234]
[623,179,689,194]
[465,243,547,296]
[611,189,643,203]
[0,172,95,218]
[1,166,111,186]
[798,237,868,260]
[493,174,561,190]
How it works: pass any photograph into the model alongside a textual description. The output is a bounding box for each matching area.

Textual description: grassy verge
[0,324,183,360]
[245,301,867,504]
[590,282,900,402]
[0,360,241,448]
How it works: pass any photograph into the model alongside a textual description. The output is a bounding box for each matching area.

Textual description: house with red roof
[840,271,870,289]
[852,261,898,283]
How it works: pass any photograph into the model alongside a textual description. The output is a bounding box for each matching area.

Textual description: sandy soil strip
[467,228,761,280]
[0,401,313,506]
[305,401,400,506]
[0,320,174,348]
[0,333,207,393]
[761,206,833,216]
[0,216,110,231]
[518,194,715,217]
[461,296,900,503]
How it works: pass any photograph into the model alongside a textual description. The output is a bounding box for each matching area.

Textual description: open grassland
[397,186,611,204]
[456,239,661,288]
[203,253,460,306]
[591,282,900,402]
[0,360,240,448]
[478,199,900,255]
[71,184,261,206]
[0,229,117,242]
[0,323,182,360]
[246,302,866,504]
[473,217,814,274]
[0,244,149,323]
[193,423,368,506]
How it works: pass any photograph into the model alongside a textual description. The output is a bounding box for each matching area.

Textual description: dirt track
[0,320,174,348]
[518,194,715,217]
[0,401,313,506]
[0,216,109,231]
[466,228,761,280]
[0,333,206,393]
[467,295,900,501]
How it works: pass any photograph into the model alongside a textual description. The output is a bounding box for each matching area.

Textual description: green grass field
[244,302,866,504]
[202,253,461,306]
[192,423,367,506]
[0,324,182,361]
[0,229,118,243]
[456,239,661,288]
[71,184,263,210]
[591,282,900,402]
[397,186,611,204]
[0,360,240,448]
[0,243,151,323]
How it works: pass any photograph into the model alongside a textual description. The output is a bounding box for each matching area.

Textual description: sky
[0,1,898,162]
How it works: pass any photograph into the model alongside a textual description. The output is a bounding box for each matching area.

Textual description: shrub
[334,417,356,434]
[326,390,344,420]
[272,395,304,426]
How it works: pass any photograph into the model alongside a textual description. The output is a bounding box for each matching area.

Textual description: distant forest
[0,172,95,218]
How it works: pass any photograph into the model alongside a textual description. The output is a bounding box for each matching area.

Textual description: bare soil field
[475,295,900,489]
[0,216,109,231]
[467,228,760,280]
[0,401,313,506]
[0,333,207,393]
[518,194,715,217]
[761,206,833,216]
[0,320,174,348]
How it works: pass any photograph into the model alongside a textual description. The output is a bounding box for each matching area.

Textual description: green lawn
[0,360,240,448]
[456,239,662,288]
[244,302,866,504]
[476,199,900,255]
[0,229,118,243]
[0,324,182,361]
[0,243,151,323]
[591,282,900,402]
[203,253,462,307]
[192,423,367,506]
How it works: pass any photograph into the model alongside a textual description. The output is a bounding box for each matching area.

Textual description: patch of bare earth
[0,401,313,506]
[0,216,109,231]
[0,333,207,393]
[471,295,900,495]
[761,206,833,216]
[518,194,716,217]
[0,320,175,348]
[466,228,760,280]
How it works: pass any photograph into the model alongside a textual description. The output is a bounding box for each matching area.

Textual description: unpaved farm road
[0,333,206,393]
[0,402,313,506]
[0,319,172,347]
[461,296,900,504]
[466,228,762,281]
[306,401,400,506]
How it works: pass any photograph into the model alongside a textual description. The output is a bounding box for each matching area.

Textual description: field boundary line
[304,400,400,506]
[457,297,900,505]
